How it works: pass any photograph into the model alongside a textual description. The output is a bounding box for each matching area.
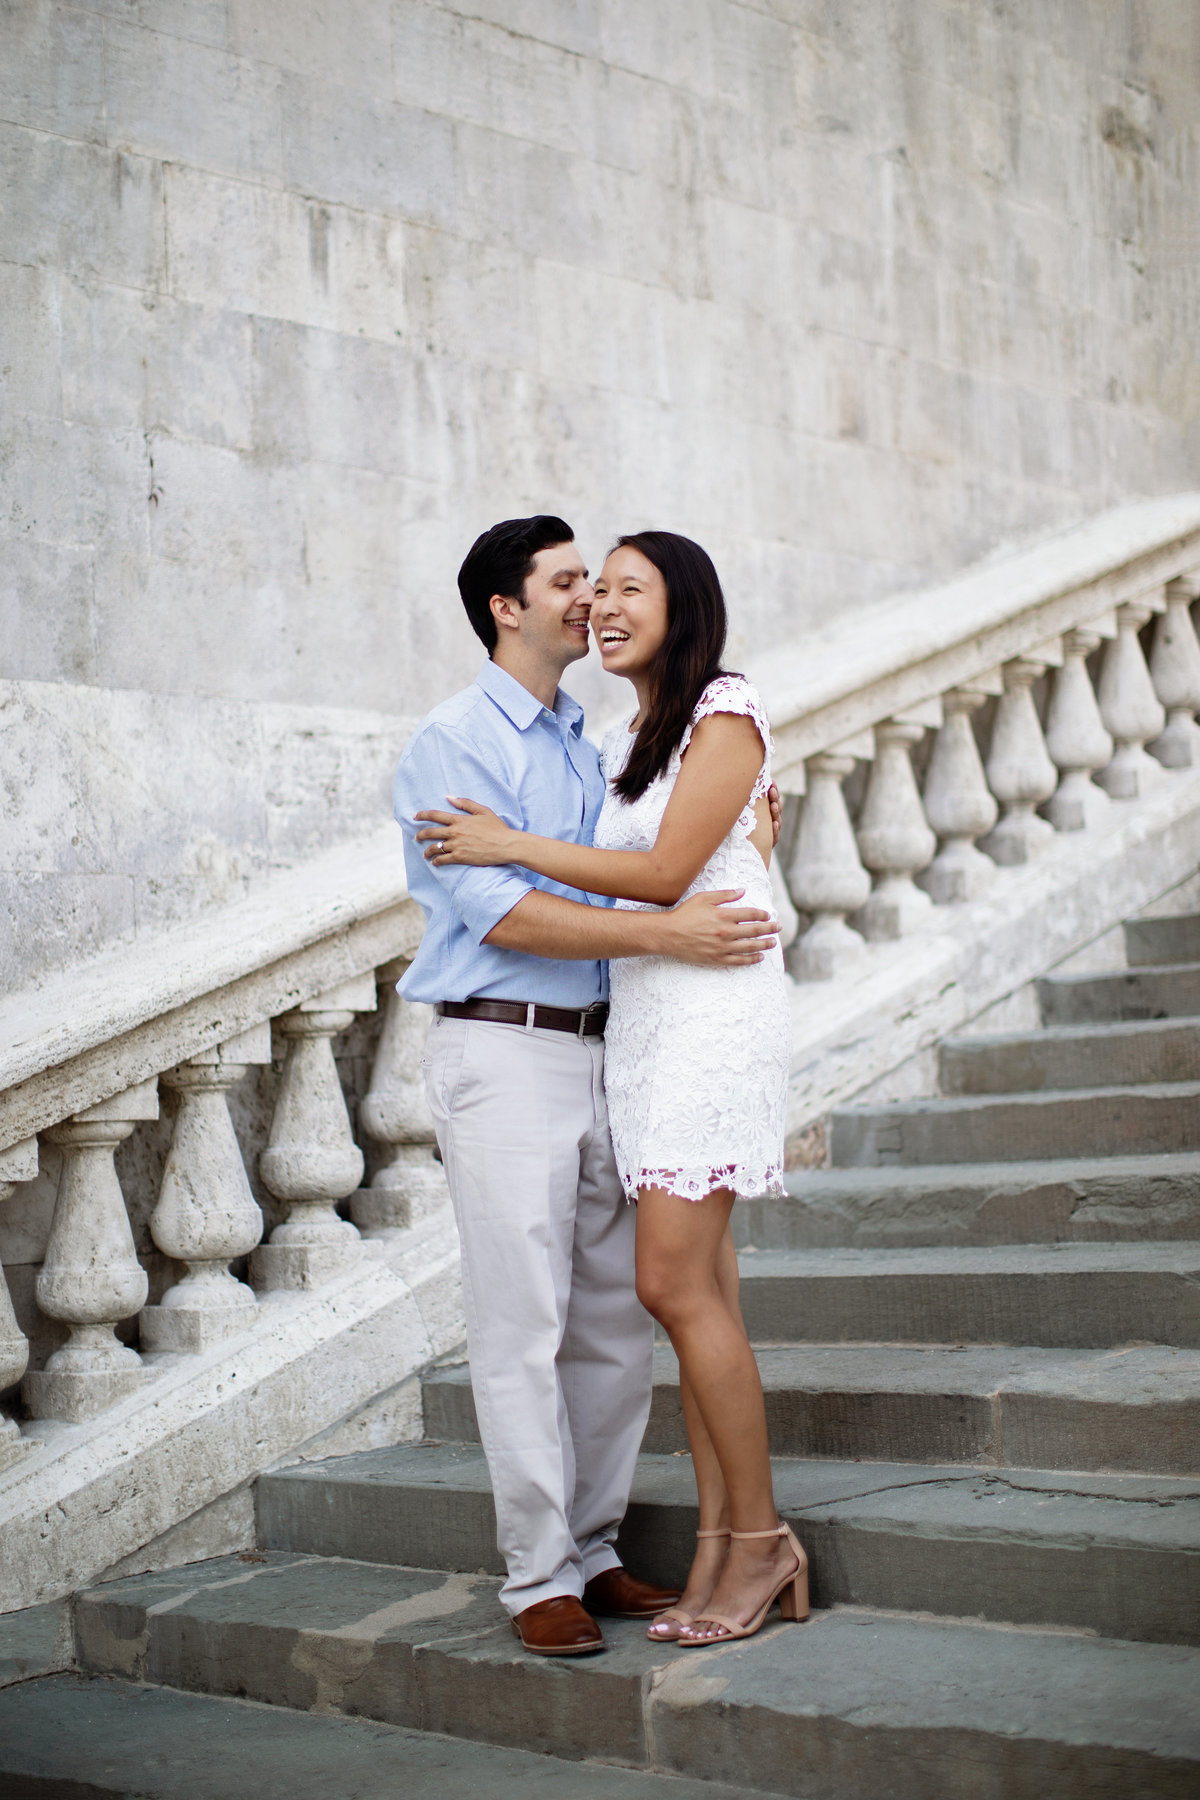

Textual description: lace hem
[622,1161,785,1204]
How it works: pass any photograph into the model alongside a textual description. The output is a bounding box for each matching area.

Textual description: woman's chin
[598,650,638,677]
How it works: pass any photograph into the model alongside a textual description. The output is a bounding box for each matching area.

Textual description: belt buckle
[578,1002,602,1039]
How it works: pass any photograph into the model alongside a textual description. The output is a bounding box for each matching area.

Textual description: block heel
[678,1522,809,1645]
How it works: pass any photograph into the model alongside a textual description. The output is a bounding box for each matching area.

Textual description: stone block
[98,1482,256,1582]
[280,75,457,225]
[58,275,149,431]
[259,1440,1200,1646]
[0,679,271,885]
[0,2,105,141]
[163,164,408,343]
[430,0,602,61]
[0,124,165,290]
[0,1600,72,1691]
[0,416,150,562]
[740,1154,1200,1252]
[250,1236,365,1291]
[102,17,284,182]
[735,1242,1200,1349]
[1125,914,1200,967]
[646,1610,1200,1800]
[832,1083,1200,1167]
[939,1018,1200,1095]
[144,298,253,451]
[139,1295,257,1352]
[228,0,393,95]
[0,538,97,685]
[0,264,62,422]
[250,317,456,487]
[0,1674,757,1800]
[23,1359,145,1423]
[0,1223,461,1612]
[1039,965,1200,1024]
[0,872,137,995]
[68,1555,1200,1796]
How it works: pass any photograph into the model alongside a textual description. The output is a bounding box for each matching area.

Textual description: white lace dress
[597,674,789,1203]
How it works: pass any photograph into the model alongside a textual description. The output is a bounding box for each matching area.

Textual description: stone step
[0,1673,765,1800]
[422,1343,1200,1475]
[733,1242,1200,1347]
[829,1083,1200,1167]
[257,1442,1200,1647]
[1038,964,1200,1025]
[71,1554,1200,1800]
[939,1017,1200,1095]
[735,1154,1200,1249]
[1125,914,1200,968]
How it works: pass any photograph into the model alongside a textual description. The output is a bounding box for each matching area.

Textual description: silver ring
[437,841,445,854]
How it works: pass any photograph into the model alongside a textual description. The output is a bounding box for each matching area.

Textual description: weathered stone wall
[2,0,1198,985]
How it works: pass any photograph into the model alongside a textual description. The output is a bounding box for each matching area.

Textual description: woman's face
[592,545,669,678]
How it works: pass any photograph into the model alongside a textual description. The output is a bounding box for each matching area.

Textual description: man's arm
[486,888,778,968]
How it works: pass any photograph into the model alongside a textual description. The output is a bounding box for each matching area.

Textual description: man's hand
[768,782,783,849]
[655,890,779,967]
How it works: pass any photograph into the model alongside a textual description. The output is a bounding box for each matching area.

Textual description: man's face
[500,542,594,668]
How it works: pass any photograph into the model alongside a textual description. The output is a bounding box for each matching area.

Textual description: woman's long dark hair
[612,530,728,803]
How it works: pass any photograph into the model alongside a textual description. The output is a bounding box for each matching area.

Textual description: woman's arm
[415,712,766,906]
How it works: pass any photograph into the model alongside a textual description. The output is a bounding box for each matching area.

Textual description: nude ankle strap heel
[646,1529,731,1641]
[679,1521,809,1646]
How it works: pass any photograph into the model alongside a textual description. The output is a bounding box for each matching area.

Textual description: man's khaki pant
[423,1013,654,1616]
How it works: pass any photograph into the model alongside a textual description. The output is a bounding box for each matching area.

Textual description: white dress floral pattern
[597,674,789,1203]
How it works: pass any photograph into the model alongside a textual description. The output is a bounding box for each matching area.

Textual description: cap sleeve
[680,675,773,801]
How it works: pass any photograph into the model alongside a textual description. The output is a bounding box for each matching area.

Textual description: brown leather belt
[435,998,609,1038]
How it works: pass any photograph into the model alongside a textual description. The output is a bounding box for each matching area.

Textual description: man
[393,516,778,1656]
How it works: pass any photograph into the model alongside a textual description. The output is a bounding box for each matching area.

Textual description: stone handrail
[758,494,1200,778]
[3,493,1200,1502]
[0,828,427,1471]
[752,494,1200,977]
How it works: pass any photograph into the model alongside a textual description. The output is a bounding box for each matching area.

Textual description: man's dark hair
[457,515,575,653]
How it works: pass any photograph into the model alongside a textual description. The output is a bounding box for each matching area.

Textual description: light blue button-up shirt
[393,659,609,1006]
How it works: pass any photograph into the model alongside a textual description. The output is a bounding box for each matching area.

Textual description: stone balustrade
[1,966,447,1427]
[1,494,1199,1461]
[762,499,1200,978]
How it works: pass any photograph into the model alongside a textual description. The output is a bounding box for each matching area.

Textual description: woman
[417,531,806,1646]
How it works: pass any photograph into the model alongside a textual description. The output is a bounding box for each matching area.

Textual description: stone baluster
[768,854,801,950]
[980,656,1058,864]
[23,1079,159,1423]
[252,973,375,1291]
[1044,626,1113,831]
[352,963,450,1236]
[0,1136,38,1467]
[918,682,999,903]
[1148,579,1200,768]
[140,1023,273,1353]
[785,744,872,980]
[1096,600,1167,797]
[855,712,938,939]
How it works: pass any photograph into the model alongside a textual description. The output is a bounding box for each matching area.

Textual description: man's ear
[490,593,523,633]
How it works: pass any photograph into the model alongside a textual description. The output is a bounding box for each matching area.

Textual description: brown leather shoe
[510,1595,605,1656]
[582,1567,683,1619]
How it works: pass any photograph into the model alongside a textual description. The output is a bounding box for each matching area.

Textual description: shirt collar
[476,658,585,737]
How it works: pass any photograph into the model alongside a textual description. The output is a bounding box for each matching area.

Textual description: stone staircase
[5,913,1200,1797]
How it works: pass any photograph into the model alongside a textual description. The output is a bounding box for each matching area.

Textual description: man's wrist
[636,910,675,956]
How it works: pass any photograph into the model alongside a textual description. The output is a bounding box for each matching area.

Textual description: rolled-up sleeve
[393,723,536,945]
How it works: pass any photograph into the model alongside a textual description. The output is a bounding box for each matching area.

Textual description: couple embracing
[393,516,806,1656]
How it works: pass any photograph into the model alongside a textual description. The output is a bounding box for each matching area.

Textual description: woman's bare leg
[637,1189,797,1636]
[649,1228,741,1633]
